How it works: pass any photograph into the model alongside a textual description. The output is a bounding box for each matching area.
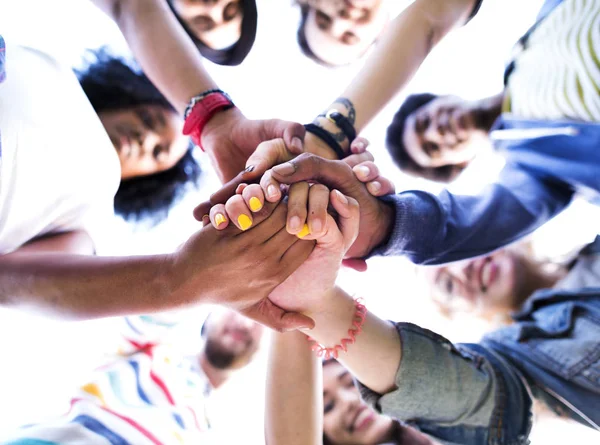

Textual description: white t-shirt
[0,40,120,253]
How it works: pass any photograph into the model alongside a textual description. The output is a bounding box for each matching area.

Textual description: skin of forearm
[101,0,218,113]
[307,287,402,395]
[265,331,322,445]
[315,0,475,148]
[0,253,179,320]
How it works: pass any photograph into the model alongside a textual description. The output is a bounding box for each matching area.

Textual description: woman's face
[98,105,189,180]
[302,0,388,65]
[403,96,489,169]
[172,0,243,49]
[423,249,522,315]
[322,362,394,444]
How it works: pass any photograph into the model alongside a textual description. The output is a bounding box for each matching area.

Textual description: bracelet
[304,123,347,159]
[307,298,367,359]
[325,109,357,145]
[183,89,232,119]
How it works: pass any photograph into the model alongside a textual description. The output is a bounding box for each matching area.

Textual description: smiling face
[402,96,491,169]
[97,105,189,180]
[322,361,394,444]
[301,0,389,65]
[423,249,525,315]
[172,0,243,49]
[202,309,264,370]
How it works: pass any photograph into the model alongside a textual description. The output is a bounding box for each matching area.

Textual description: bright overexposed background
[0,0,599,443]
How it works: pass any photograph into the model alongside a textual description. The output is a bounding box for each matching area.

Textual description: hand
[200,108,306,183]
[269,153,395,267]
[170,198,315,332]
[207,182,360,316]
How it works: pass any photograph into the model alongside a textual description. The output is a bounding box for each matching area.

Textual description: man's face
[97,105,189,180]
[202,309,264,370]
[172,0,243,49]
[402,96,490,169]
[301,0,388,65]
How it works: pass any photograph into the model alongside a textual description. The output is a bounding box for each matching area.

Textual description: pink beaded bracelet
[307,298,367,359]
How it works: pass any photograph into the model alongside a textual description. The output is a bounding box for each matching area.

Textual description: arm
[265,331,322,445]
[376,165,574,264]
[306,286,531,445]
[10,230,95,255]
[312,0,480,152]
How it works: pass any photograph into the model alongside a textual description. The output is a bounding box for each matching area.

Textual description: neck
[473,92,504,132]
[198,352,230,389]
[514,259,567,309]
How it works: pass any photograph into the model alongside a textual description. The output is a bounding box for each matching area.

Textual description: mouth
[350,406,375,433]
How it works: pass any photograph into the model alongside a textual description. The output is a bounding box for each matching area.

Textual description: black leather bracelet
[325,110,357,144]
[304,124,347,159]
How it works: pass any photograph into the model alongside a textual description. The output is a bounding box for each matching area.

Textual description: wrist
[306,287,356,348]
[368,200,395,255]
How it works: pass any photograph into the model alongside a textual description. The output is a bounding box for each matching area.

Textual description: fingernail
[202,214,210,225]
[368,181,381,194]
[310,219,323,234]
[289,215,302,232]
[237,214,252,231]
[249,197,262,212]
[272,162,296,176]
[335,190,348,205]
[296,223,310,239]
[354,141,365,151]
[267,184,279,199]
[291,136,303,152]
[215,213,226,226]
[244,165,255,173]
[354,165,370,178]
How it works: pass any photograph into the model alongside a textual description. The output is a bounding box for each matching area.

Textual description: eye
[444,275,454,296]
[315,10,332,30]
[324,400,334,414]
[153,144,168,160]
[223,1,241,21]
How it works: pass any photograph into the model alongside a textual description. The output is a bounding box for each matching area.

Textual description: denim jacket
[357,286,600,444]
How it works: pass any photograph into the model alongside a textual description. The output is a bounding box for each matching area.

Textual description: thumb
[342,258,368,272]
[245,138,292,176]
[261,120,305,155]
[245,299,315,333]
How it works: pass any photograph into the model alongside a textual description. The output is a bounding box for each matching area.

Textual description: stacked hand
[206,181,360,318]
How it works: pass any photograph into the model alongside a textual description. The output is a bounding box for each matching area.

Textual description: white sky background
[0,0,599,443]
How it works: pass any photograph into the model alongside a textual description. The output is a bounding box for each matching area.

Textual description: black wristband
[304,124,347,159]
[325,110,357,144]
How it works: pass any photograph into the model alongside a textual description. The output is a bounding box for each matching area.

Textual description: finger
[201,213,210,227]
[343,151,374,168]
[202,165,262,214]
[261,120,305,156]
[330,190,360,251]
[260,169,282,203]
[286,182,310,235]
[225,195,254,231]
[342,258,368,272]
[307,184,330,237]
[271,154,362,199]
[245,138,292,177]
[350,136,369,154]
[194,200,212,222]
[243,299,315,333]
[352,161,380,183]
[366,177,396,197]
[242,183,265,213]
[209,203,229,230]
[236,183,248,195]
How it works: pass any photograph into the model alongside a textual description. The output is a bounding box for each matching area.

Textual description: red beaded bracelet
[307,298,367,359]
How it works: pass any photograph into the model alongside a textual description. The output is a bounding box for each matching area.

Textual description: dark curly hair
[76,49,201,224]
[167,0,257,66]
[386,93,467,183]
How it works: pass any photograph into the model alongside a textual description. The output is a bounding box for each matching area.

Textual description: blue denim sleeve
[371,165,573,265]
[0,35,5,83]
[356,323,532,445]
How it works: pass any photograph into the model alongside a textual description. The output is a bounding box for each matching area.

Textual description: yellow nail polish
[215,213,226,226]
[249,197,262,212]
[296,224,310,239]
[238,214,252,231]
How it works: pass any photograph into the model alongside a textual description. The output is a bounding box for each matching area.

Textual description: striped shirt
[505,0,600,122]
[2,315,215,445]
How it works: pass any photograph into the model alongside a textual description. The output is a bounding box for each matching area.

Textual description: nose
[142,131,161,154]
[423,121,443,144]
[330,17,351,38]
[207,5,225,25]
